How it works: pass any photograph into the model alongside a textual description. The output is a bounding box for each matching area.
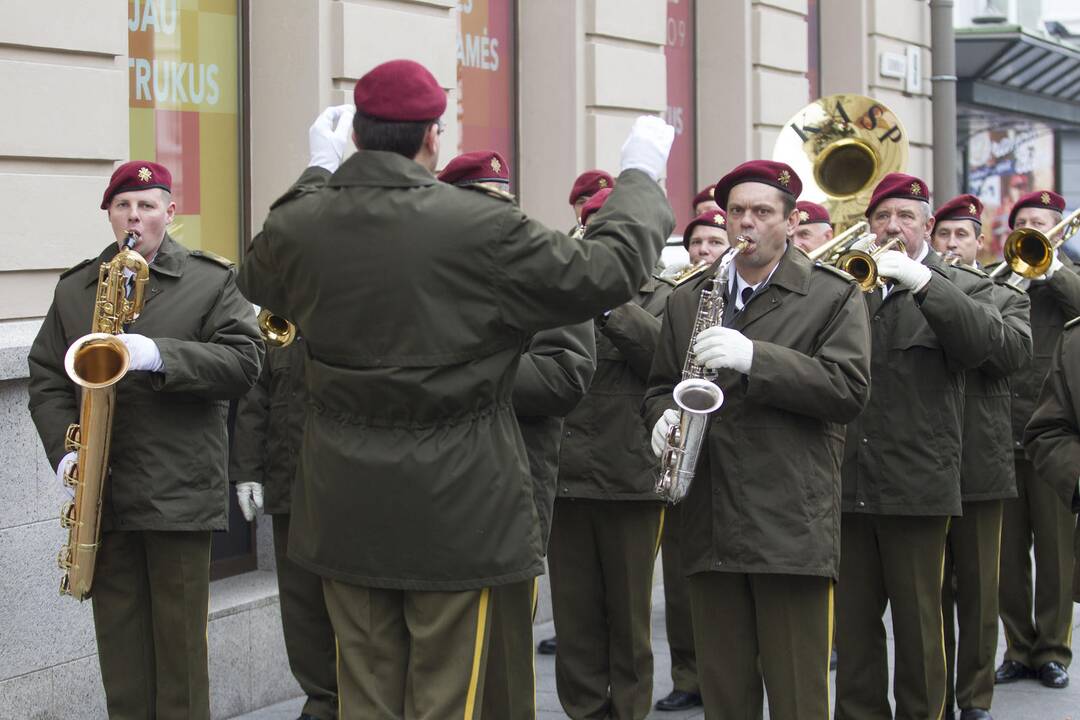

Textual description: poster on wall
[665,0,695,233]
[128,0,241,261]
[456,0,516,183]
[967,124,1055,265]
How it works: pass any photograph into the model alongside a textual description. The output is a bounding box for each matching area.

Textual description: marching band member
[546,187,672,720]
[230,334,338,719]
[682,210,730,268]
[996,190,1080,690]
[28,161,263,719]
[792,200,834,254]
[692,184,721,215]
[439,150,597,719]
[932,194,1033,720]
[569,169,616,225]
[1023,317,1080,609]
[237,59,675,718]
[646,160,872,719]
[834,173,1003,720]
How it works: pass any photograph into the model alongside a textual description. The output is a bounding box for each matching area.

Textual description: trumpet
[805,220,871,264]
[988,208,1080,280]
[257,308,296,348]
[836,236,906,291]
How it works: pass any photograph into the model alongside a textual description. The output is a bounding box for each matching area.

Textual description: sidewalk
[232,581,1079,719]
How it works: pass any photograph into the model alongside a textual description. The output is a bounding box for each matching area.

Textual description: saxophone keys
[57,546,73,570]
[59,501,77,529]
[64,424,83,452]
[59,575,70,595]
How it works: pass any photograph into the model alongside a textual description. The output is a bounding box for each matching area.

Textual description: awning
[956,26,1080,127]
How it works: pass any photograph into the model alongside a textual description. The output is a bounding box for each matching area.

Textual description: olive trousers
[835,513,949,720]
[547,498,664,720]
[999,456,1075,669]
[942,499,1003,713]
[91,529,212,720]
[659,502,699,695]
[688,571,833,720]
[480,578,539,720]
[323,578,534,719]
[274,514,338,719]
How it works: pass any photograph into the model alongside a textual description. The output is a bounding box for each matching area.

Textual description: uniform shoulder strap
[190,249,235,269]
[59,258,95,280]
[813,261,857,284]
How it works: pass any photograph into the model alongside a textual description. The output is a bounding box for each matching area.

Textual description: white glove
[620,116,676,181]
[236,482,264,522]
[875,250,932,292]
[55,450,77,498]
[309,104,356,173]
[848,233,878,253]
[693,326,754,374]
[651,409,680,458]
[118,333,164,372]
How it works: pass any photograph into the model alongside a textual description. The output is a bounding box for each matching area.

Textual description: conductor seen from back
[237,59,676,718]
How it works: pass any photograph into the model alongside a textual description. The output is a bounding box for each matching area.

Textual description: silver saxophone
[655,236,749,504]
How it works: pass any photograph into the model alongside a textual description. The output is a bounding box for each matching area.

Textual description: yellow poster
[128,0,240,260]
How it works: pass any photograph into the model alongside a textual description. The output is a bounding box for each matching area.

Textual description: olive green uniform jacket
[229,337,307,514]
[958,281,1032,501]
[1023,318,1080,601]
[644,245,872,580]
[28,236,264,531]
[556,277,673,500]
[237,153,673,591]
[842,250,1003,517]
[1005,261,1080,453]
[514,322,596,548]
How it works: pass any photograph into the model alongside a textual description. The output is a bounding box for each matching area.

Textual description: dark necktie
[740,286,754,308]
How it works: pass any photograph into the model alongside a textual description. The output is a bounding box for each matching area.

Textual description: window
[128,0,243,262]
[665,0,696,230]
[457,0,518,187]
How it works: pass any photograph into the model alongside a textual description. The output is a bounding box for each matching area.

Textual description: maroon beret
[101,161,172,209]
[796,201,830,226]
[714,160,802,209]
[569,170,615,205]
[934,194,983,227]
[1008,189,1065,229]
[438,151,510,186]
[692,184,717,208]
[580,187,614,225]
[682,210,727,250]
[353,59,447,122]
[865,173,930,217]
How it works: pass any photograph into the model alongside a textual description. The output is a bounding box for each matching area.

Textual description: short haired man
[792,200,834,254]
[682,210,729,267]
[931,194,1033,719]
[692,184,721,215]
[996,189,1080,690]
[646,160,872,718]
[834,173,1004,720]
[547,185,674,720]
[440,150,597,719]
[28,161,264,718]
[238,59,676,717]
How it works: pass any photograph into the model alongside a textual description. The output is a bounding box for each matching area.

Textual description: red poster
[457,0,516,182]
[665,0,695,232]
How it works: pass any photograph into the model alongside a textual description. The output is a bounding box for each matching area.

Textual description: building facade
[0,1,935,716]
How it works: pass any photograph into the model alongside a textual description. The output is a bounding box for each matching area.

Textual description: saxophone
[655,236,749,504]
[58,232,149,600]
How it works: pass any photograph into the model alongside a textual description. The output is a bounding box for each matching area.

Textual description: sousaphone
[773,94,909,232]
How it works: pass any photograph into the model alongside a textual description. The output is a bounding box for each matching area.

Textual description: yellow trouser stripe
[653,506,667,558]
[463,587,491,720]
[531,577,539,713]
[826,581,835,718]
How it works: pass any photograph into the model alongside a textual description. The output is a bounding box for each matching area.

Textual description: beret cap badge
[778,170,791,187]
[598,178,608,188]
[490,157,501,174]
[798,210,810,223]
[138,167,152,182]
[968,203,977,214]
[714,213,725,227]
[1041,191,1051,205]
[910,182,922,196]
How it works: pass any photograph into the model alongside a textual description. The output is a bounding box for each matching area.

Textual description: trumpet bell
[837,249,879,292]
[1002,227,1053,279]
[257,309,296,348]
